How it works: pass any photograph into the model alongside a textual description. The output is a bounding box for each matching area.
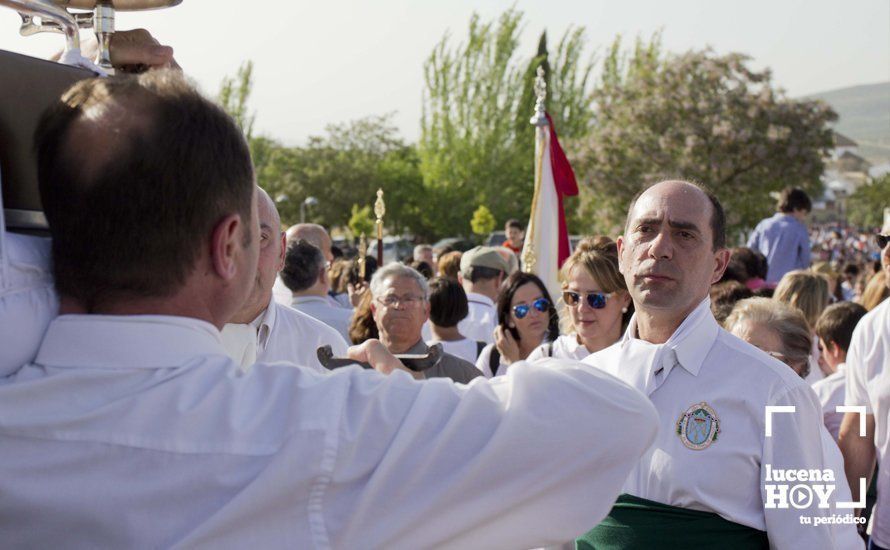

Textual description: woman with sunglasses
[475,272,559,378]
[527,237,632,362]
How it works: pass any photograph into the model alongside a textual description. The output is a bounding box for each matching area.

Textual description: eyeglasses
[877,234,890,250]
[377,294,424,308]
[512,298,551,319]
[562,290,614,309]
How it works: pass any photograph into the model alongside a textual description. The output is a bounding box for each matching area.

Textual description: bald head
[286,223,332,262]
[256,187,281,231]
[625,180,726,251]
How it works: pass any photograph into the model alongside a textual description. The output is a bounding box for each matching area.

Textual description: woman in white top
[426,276,483,364]
[476,272,559,377]
[528,237,632,363]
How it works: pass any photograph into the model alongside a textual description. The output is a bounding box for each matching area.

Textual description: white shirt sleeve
[761,383,840,549]
[325,359,659,549]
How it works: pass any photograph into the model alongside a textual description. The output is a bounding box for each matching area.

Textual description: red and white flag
[521,113,579,300]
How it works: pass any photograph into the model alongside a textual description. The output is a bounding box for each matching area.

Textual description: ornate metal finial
[358,233,368,280]
[374,188,386,220]
[521,243,537,272]
[529,65,548,127]
[374,189,385,265]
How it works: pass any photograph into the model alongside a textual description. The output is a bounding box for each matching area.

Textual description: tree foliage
[419,8,596,238]
[218,60,256,140]
[572,35,837,235]
[470,205,496,236]
[847,175,890,229]
[348,204,376,237]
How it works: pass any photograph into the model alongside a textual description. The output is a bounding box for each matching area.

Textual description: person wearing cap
[457,246,508,344]
[840,215,890,550]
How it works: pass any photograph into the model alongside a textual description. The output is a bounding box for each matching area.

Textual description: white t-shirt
[527,335,591,363]
[812,363,846,441]
[584,299,859,549]
[845,298,890,547]
[427,337,480,364]
[458,291,497,344]
[0,314,660,548]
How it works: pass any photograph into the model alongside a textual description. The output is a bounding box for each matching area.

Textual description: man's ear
[711,248,732,284]
[276,231,286,271]
[210,213,243,280]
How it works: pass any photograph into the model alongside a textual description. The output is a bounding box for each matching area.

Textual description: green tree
[572,35,836,235]
[218,60,256,140]
[470,205,496,237]
[846,175,890,229]
[348,204,376,237]
[419,8,595,237]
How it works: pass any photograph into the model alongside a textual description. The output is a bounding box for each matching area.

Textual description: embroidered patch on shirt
[676,402,720,450]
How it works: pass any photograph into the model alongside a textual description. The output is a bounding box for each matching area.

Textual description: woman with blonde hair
[860,270,889,311]
[774,269,831,384]
[724,297,812,378]
[527,236,632,361]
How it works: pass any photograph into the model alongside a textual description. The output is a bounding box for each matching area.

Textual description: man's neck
[230,294,270,324]
[293,282,328,299]
[465,283,496,302]
[381,333,421,355]
[430,324,463,342]
[634,301,702,344]
[89,292,225,329]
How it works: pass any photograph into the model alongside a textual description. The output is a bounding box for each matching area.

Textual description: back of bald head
[286,223,330,250]
[624,179,726,250]
[35,70,254,309]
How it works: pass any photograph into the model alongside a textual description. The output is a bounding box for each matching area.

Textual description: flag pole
[522,66,549,273]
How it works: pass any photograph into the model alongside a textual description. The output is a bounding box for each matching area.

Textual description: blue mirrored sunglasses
[562,290,613,309]
[512,298,551,319]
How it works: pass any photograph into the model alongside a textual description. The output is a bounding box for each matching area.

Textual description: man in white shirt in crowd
[220,187,348,372]
[282,239,353,342]
[0,29,175,378]
[580,180,856,549]
[840,220,890,550]
[370,263,481,383]
[0,70,661,548]
[457,246,508,344]
[811,302,868,441]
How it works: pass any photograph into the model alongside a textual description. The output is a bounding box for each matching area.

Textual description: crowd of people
[1,31,889,549]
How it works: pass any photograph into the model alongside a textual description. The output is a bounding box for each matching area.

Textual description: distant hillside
[806,82,890,165]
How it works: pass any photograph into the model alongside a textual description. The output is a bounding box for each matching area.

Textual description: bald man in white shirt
[221,187,347,372]
[580,181,859,549]
[0,69,660,549]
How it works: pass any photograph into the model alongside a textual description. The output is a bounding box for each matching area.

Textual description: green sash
[576,494,769,550]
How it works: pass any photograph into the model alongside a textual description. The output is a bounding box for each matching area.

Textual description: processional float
[0,0,182,232]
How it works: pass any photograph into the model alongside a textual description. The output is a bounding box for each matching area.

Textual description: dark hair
[281,239,325,292]
[777,187,812,214]
[730,247,767,280]
[815,302,867,354]
[625,180,726,250]
[466,265,503,283]
[842,263,860,278]
[429,277,469,328]
[709,280,754,326]
[409,260,434,280]
[496,272,559,342]
[505,219,523,231]
[34,71,254,309]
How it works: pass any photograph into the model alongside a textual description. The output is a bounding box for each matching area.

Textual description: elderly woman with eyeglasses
[475,271,559,377]
[724,297,813,378]
[527,237,633,363]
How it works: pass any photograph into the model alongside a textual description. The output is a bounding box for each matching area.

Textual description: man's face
[617,182,729,318]
[234,189,261,311]
[506,226,523,246]
[233,189,282,321]
[371,276,430,346]
[418,249,434,266]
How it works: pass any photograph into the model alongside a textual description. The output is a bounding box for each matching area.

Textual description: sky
[1,0,887,146]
